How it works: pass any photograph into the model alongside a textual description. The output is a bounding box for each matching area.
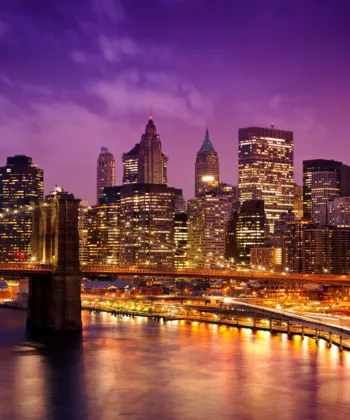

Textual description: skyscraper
[236,200,266,263]
[96,147,116,204]
[311,171,339,224]
[293,183,303,220]
[302,159,347,219]
[138,116,168,185]
[188,193,231,268]
[0,155,44,261]
[238,126,294,233]
[195,129,220,197]
[122,143,140,185]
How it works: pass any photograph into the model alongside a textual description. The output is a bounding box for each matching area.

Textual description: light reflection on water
[0,309,349,420]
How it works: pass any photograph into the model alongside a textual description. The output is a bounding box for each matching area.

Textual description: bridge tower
[27,189,82,331]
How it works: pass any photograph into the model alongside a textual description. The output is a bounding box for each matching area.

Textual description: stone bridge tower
[27,189,82,331]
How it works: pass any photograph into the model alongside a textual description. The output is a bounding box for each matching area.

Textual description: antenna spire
[149,103,152,120]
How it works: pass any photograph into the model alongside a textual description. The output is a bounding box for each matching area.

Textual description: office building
[283,219,310,273]
[118,184,175,268]
[294,183,303,220]
[97,147,116,204]
[236,200,266,263]
[302,159,350,219]
[195,129,220,196]
[250,247,282,272]
[311,171,340,224]
[302,226,350,274]
[174,213,188,268]
[138,116,168,185]
[238,126,294,233]
[188,193,231,268]
[122,143,140,185]
[328,196,350,227]
[0,155,44,262]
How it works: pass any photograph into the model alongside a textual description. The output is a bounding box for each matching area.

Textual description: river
[0,308,349,420]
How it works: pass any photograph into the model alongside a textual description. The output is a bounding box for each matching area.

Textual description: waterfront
[0,309,350,419]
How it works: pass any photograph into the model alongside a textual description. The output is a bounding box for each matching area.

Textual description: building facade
[138,117,168,185]
[96,147,116,204]
[293,183,303,220]
[188,193,231,268]
[236,200,266,263]
[118,184,175,268]
[174,212,188,268]
[195,129,220,197]
[250,247,282,272]
[0,155,44,262]
[122,143,140,185]
[311,171,340,225]
[238,126,294,233]
[328,196,350,227]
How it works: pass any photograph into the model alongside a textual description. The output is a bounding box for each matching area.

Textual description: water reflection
[0,309,350,420]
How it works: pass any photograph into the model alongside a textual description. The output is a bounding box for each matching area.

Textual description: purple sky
[1,0,350,204]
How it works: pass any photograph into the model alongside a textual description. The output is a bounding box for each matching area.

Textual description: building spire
[149,103,152,120]
[199,127,215,153]
[205,127,209,138]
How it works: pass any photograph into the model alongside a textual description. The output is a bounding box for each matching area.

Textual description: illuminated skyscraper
[0,155,44,261]
[118,184,175,268]
[238,126,294,233]
[311,171,339,224]
[328,196,350,227]
[188,193,231,268]
[122,143,140,185]
[138,116,168,185]
[195,129,220,197]
[96,147,116,204]
[293,183,303,220]
[174,212,188,268]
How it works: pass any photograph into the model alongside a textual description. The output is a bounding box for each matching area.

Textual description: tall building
[236,200,266,263]
[118,184,175,268]
[122,143,140,185]
[174,213,188,268]
[138,116,168,185]
[293,183,303,220]
[311,171,340,224]
[328,196,350,227]
[97,147,116,204]
[302,226,350,274]
[195,129,220,197]
[302,159,350,219]
[238,126,294,233]
[0,155,44,262]
[283,219,310,273]
[188,193,231,268]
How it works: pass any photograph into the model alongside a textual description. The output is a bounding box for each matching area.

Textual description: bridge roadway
[2,262,350,285]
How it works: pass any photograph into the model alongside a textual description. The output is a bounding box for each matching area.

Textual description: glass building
[0,155,44,262]
[238,126,294,233]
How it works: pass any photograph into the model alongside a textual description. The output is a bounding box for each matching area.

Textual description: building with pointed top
[122,143,140,185]
[97,147,116,204]
[138,116,168,185]
[195,129,220,197]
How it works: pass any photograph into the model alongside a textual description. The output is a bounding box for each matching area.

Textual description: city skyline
[1,0,350,203]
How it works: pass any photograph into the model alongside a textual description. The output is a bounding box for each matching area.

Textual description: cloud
[98,35,140,61]
[70,50,88,64]
[88,72,213,125]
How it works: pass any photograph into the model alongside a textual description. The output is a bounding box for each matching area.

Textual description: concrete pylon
[27,190,82,331]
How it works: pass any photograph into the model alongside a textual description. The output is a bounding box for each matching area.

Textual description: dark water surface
[0,309,349,420]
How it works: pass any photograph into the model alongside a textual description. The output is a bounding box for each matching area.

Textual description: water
[0,309,349,420]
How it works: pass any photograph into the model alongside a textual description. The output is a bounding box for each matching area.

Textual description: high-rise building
[293,183,303,220]
[236,200,266,263]
[302,226,350,274]
[238,126,294,233]
[174,213,188,268]
[138,116,168,185]
[188,193,231,268]
[195,129,220,197]
[311,171,340,224]
[82,204,119,265]
[118,184,175,268]
[97,147,116,204]
[225,211,239,261]
[250,247,282,272]
[174,189,187,213]
[283,219,310,273]
[122,143,140,185]
[302,159,349,219]
[0,155,44,262]
[328,196,350,227]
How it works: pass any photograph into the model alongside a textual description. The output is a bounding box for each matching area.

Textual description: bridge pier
[27,191,82,332]
[301,325,304,340]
